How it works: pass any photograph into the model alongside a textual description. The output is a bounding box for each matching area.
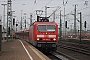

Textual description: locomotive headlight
[37,38,39,41]
[53,38,56,41]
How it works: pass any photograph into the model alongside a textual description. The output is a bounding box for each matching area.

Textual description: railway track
[45,52,68,60]
[58,41,90,55]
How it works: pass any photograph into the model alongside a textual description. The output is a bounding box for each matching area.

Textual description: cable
[32,0,42,9]
[77,6,90,12]
[0,1,6,2]
[40,0,53,9]
[31,0,53,17]
[45,0,53,6]
[32,0,53,13]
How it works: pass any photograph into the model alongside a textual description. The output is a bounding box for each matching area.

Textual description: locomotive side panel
[56,24,58,41]
[29,25,37,46]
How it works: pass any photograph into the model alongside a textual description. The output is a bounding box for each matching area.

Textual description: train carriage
[15,30,24,39]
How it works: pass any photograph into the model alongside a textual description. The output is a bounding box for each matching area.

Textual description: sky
[0,0,90,31]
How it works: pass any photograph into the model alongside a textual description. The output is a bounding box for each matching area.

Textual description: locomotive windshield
[37,25,56,32]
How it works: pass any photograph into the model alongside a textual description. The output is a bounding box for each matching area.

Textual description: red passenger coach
[15,30,24,39]
[24,29,29,40]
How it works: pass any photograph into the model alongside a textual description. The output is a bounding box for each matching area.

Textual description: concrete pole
[45,6,47,17]
[53,12,55,22]
[21,10,23,30]
[79,12,82,43]
[24,16,26,29]
[0,20,2,51]
[1,4,7,28]
[74,5,77,35]
[30,14,32,26]
[64,6,66,39]
[1,4,7,40]
[59,10,62,40]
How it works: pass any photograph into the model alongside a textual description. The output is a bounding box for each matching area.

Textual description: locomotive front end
[34,22,58,52]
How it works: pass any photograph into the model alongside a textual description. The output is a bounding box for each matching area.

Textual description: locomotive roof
[34,22,58,25]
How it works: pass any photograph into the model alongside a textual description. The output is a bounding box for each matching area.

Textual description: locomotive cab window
[37,25,46,31]
[47,25,56,32]
[37,25,56,32]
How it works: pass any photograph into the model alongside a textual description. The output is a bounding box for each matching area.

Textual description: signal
[16,24,18,26]
[65,21,67,28]
[84,21,86,28]
[37,16,39,22]
[8,27,10,35]
[13,18,15,25]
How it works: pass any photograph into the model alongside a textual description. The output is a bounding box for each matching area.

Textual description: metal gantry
[7,0,12,40]
[63,0,68,39]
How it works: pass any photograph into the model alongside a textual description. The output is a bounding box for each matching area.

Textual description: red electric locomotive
[16,16,58,52]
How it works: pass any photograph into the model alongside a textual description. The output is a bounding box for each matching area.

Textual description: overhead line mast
[7,0,12,40]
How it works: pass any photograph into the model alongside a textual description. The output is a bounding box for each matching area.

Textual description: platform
[0,39,50,60]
